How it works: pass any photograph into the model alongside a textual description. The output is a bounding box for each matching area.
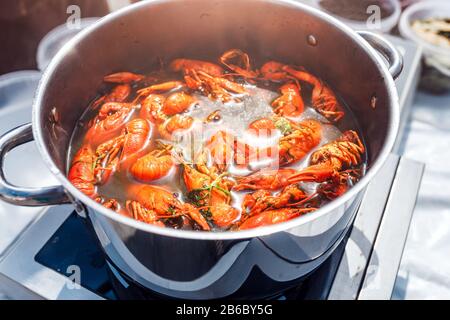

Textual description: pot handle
[0,123,71,206]
[357,31,403,80]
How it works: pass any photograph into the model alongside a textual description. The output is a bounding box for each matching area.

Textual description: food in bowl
[411,18,450,49]
[67,49,366,232]
[399,1,450,94]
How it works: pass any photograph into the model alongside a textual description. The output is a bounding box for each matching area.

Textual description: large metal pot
[0,0,402,299]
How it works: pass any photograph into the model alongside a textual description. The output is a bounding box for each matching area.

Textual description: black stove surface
[34,211,349,300]
[35,212,117,300]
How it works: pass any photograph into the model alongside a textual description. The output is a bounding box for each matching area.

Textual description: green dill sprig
[186,173,231,207]
[274,117,293,135]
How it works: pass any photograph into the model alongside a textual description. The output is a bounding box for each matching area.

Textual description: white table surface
[0,71,58,260]
[393,91,450,299]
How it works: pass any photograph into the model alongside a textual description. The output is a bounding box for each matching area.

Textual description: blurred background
[0,0,449,300]
[0,0,107,74]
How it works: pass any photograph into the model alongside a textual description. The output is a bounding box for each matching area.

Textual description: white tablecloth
[393,92,450,299]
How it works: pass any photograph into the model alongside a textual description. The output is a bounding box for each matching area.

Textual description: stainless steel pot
[0,0,402,299]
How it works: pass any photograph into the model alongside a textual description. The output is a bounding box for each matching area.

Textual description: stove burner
[34,211,350,300]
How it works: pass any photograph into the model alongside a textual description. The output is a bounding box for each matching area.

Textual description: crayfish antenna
[285,191,318,208]
[170,148,190,167]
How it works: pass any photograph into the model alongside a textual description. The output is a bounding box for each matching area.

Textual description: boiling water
[69,73,366,230]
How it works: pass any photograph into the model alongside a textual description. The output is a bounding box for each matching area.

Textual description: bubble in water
[187,85,277,139]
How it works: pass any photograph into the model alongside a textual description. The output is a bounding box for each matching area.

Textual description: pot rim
[32,0,400,241]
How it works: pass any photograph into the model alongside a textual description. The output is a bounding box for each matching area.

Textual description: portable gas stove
[0,36,424,300]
